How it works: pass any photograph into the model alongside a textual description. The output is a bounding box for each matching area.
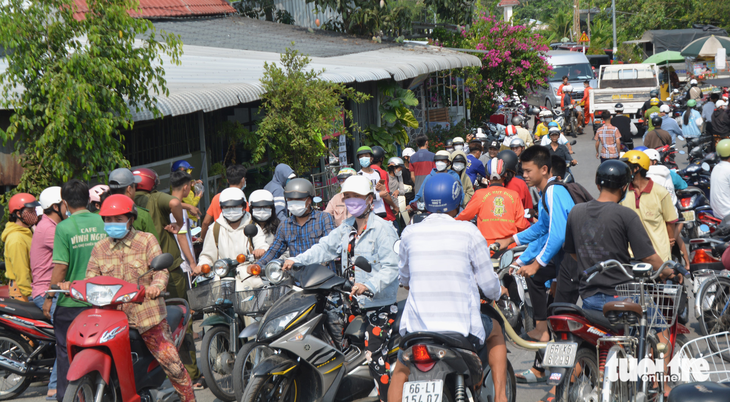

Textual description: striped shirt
[410,149,435,195]
[398,214,501,342]
[258,209,336,267]
[595,125,620,159]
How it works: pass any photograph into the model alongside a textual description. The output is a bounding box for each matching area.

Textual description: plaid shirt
[595,125,620,158]
[86,229,168,334]
[258,209,336,266]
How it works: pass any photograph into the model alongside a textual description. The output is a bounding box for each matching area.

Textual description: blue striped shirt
[258,209,336,266]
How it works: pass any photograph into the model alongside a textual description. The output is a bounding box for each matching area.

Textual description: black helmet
[445,139,454,148]
[371,146,385,163]
[497,150,519,173]
[595,160,632,189]
[649,89,659,98]
[615,103,624,112]
[511,116,524,126]
[651,116,662,128]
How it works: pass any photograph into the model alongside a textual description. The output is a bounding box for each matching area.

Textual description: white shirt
[647,165,677,206]
[170,210,195,274]
[398,214,501,342]
[359,169,385,214]
[711,161,730,218]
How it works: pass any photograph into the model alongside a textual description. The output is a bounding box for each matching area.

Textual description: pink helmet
[89,184,109,203]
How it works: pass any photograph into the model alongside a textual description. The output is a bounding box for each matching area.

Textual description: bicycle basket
[187,280,235,311]
[234,285,291,315]
[615,283,683,328]
[674,331,730,384]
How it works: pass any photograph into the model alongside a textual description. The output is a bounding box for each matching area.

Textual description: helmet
[388,157,404,167]
[171,160,194,172]
[539,110,553,118]
[219,187,246,207]
[659,104,671,114]
[284,178,315,199]
[109,168,141,189]
[249,189,274,208]
[39,187,63,210]
[99,194,137,218]
[547,121,559,128]
[651,116,662,127]
[650,98,660,106]
[476,132,488,140]
[341,175,373,196]
[133,168,159,192]
[690,79,698,85]
[528,106,541,116]
[371,146,385,163]
[643,148,661,162]
[615,103,624,112]
[622,150,651,171]
[89,185,109,203]
[595,160,632,189]
[356,146,373,157]
[563,85,573,93]
[8,193,39,215]
[488,140,500,149]
[402,147,416,158]
[505,125,517,136]
[445,139,454,148]
[633,146,648,152]
[649,89,659,98]
[510,138,526,148]
[686,99,697,108]
[497,150,519,173]
[434,150,451,161]
[486,158,506,181]
[717,100,728,108]
[511,116,524,126]
[717,139,730,158]
[336,167,357,181]
[548,127,561,135]
[453,137,465,145]
[424,173,462,213]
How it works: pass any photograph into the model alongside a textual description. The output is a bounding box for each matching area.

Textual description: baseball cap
[171,160,194,172]
[108,168,142,189]
[659,105,671,113]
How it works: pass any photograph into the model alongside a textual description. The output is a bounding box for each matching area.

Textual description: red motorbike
[55,253,190,402]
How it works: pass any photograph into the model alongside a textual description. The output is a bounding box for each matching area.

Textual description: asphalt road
[16,126,702,402]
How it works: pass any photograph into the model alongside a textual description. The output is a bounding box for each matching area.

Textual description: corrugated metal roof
[72,0,235,20]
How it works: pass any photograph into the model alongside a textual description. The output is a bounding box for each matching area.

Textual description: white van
[528,51,597,109]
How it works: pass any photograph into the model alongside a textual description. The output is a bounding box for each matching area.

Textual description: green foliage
[0,0,182,198]
[421,120,470,153]
[252,47,371,174]
[512,0,572,23]
[363,81,419,158]
[309,0,426,38]
[425,0,476,26]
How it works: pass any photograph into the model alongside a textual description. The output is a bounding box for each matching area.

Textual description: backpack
[541,181,594,213]
[212,221,254,253]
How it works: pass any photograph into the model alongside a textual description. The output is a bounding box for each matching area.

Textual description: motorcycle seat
[548,302,621,333]
[127,305,185,342]
[668,381,730,402]
[401,332,477,353]
[582,309,622,333]
[0,297,49,322]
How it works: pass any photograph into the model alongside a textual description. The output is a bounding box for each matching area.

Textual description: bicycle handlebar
[584,260,684,283]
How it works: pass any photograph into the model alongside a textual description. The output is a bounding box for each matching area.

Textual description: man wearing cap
[481,139,500,166]
[107,168,160,242]
[172,160,204,222]
[659,104,681,143]
[466,140,487,186]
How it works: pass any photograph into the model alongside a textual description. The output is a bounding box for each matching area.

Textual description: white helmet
[452,137,465,145]
[539,110,553,118]
[39,186,63,210]
[402,147,416,158]
[690,79,698,85]
[249,189,274,208]
[643,148,660,162]
[219,187,246,207]
[563,85,573,93]
[341,175,373,196]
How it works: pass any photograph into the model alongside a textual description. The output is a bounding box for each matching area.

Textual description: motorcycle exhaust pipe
[0,354,28,375]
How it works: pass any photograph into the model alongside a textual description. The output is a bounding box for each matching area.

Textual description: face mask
[252,208,272,222]
[454,145,464,151]
[344,197,369,217]
[435,161,448,171]
[104,220,130,239]
[453,162,466,172]
[359,157,371,168]
[446,148,454,153]
[546,118,553,122]
[222,208,244,222]
[395,170,403,177]
[288,200,308,217]
[20,209,39,226]
[241,183,247,191]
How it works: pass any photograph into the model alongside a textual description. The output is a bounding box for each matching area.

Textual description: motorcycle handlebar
[160,292,170,298]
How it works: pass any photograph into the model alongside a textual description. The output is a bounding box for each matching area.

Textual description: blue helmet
[172,160,194,172]
[633,146,648,152]
[424,173,463,213]
[547,121,559,128]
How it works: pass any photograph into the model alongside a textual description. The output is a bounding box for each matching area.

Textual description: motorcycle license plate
[542,342,578,368]
[402,380,443,402]
[682,210,695,222]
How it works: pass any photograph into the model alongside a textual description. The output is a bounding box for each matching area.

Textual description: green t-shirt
[52,210,107,307]
[644,106,661,131]
[94,206,159,243]
[134,191,183,270]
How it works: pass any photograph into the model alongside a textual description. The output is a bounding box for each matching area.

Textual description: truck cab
[527,50,597,110]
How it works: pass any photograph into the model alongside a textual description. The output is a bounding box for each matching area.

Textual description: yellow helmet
[650,97,660,106]
[622,150,651,170]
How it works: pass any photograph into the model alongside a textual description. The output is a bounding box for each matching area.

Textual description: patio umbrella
[681,35,730,58]
[643,51,685,65]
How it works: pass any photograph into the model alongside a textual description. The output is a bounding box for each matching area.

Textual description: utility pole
[612,0,618,59]
[573,0,580,41]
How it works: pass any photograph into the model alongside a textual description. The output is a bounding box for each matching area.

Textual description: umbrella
[681,35,730,58]
[643,51,685,65]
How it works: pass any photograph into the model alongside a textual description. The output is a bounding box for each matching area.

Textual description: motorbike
[677,187,715,238]
[0,261,55,400]
[655,144,680,169]
[678,164,712,200]
[492,246,533,335]
[58,253,192,402]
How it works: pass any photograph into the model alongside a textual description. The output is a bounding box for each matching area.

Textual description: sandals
[193,376,207,390]
[516,368,547,384]
[538,389,556,402]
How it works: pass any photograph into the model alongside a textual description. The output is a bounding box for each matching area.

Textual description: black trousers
[54,306,89,401]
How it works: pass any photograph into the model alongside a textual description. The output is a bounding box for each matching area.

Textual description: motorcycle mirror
[150,253,174,271]
[313,196,322,204]
[677,135,685,142]
[702,162,711,172]
[499,250,514,270]
[392,240,401,255]
[243,224,259,238]
[678,150,686,155]
[666,97,671,101]
[354,256,372,273]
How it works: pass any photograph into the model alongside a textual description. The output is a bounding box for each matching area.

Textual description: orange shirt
[207,193,222,220]
[456,185,530,244]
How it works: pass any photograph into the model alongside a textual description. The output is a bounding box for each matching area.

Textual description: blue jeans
[582,293,624,312]
[32,296,57,391]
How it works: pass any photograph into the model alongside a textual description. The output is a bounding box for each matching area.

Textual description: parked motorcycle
[59,253,192,402]
[493,246,533,335]
[677,187,714,238]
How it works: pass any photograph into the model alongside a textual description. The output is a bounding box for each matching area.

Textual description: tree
[364,81,419,158]
[0,0,182,196]
[252,47,370,174]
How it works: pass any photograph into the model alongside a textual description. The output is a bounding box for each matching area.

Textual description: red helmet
[99,194,137,218]
[8,193,40,214]
[133,168,159,192]
[505,125,517,136]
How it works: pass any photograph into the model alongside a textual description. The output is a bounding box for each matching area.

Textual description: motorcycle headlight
[213,259,230,277]
[265,260,286,284]
[260,311,299,341]
[86,284,122,306]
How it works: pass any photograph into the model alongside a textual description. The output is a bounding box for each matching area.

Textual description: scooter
[57,253,191,402]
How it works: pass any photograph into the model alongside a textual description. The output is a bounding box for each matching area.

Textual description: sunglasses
[186,168,193,174]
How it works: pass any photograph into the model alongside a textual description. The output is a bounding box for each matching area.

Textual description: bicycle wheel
[697,276,730,337]
[600,345,633,402]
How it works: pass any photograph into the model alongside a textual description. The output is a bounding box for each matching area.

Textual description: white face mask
[287,200,308,217]
[252,208,272,222]
[435,161,448,171]
[395,170,403,177]
[453,162,466,172]
[222,207,244,222]
[454,145,464,151]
